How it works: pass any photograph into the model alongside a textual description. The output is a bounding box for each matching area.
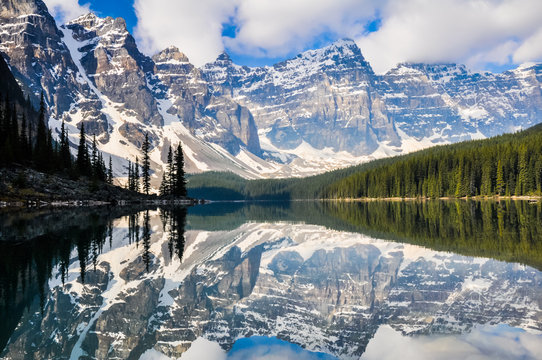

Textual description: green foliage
[324,124,542,199]
[186,163,369,200]
[160,144,187,197]
[76,123,90,176]
[173,144,187,197]
[0,62,113,187]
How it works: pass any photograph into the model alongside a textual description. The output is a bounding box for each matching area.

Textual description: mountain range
[1,0,542,184]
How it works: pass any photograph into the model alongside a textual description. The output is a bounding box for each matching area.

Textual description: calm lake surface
[1,200,542,359]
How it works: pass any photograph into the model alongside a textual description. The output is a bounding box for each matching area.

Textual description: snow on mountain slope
[54,13,280,184]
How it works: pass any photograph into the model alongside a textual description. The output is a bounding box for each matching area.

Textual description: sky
[44,0,542,73]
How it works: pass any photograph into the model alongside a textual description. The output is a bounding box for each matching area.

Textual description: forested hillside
[189,124,542,200]
[324,124,542,198]
[186,164,367,200]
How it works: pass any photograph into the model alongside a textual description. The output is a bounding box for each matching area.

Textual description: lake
[1,200,542,359]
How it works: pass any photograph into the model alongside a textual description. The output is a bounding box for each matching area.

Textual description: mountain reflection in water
[0,200,541,359]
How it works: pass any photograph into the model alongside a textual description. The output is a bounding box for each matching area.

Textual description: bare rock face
[202,39,400,155]
[0,0,106,133]
[65,13,162,127]
[2,0,542,179]
[152,46,261,155]
[380,63,542,141]
[1,1,264,178]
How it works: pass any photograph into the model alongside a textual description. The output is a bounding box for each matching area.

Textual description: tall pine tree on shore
[0,63,114,188]
[134,157,140,193]
[59,119,71,171]
[108,156,113,184]
[159,143,187,197]
[76,123,89,176]
[173,143,186,197]
[167,146,174,192]
[142,133,151,195]
[127,160,132,190]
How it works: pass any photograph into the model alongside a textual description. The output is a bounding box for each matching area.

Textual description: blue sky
[80,0,382,67]
[87,0,137,32]
[45,0,542,73]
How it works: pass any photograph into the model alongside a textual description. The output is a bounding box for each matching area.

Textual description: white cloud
[133,0,379,66]
[513,27,542,64]
[134,0,237,66]
[357,0,542,73]
[43,0,89,24]
[133,0,542,71]
[224,0,379,58]
[361,325,542,360]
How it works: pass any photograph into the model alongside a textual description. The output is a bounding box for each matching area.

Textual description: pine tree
[60,119,71,171]
[517,145,528,195]
[46,128,54,170]
[142,133,151,194]
[454,158,465,197]
[35,93,48,170]
[159,145,174,197]
[159,173,167,196]
[10,105,20,162]
[91,135,98,178]
[167,145,174,194]
[27,117,32,156]
[480,160,492,196]
[20,113,28,162]
[496,160,504,195]
[173,143,187,197]
[76,123,89,176]
[96,152,105,181]
[108,156,113,184]
[134,157,140,193]
[0,95,6,147]
[127,160,132,190]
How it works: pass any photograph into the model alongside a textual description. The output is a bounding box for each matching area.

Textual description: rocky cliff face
[151,46,261,155]
[203,39,400,156]
[202,40,542,165]
[379,63,542,142]
[0,0,105,131]
[65,13,161,128]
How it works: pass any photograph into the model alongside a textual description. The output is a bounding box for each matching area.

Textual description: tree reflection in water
[0,206,189,352]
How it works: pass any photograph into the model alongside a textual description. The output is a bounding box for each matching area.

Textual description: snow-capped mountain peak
[152,46,190,64]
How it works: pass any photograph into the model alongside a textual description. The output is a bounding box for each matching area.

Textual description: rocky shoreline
[0,168,204,208]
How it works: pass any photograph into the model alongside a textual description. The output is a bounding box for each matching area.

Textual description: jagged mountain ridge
[1,0,542,182]
[202,39,400,157]
[0,1,270,183]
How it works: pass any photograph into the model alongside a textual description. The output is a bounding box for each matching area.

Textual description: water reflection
[0,201,541,359]
[0,206,188,353]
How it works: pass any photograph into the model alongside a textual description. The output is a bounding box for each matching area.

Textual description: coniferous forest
[324,123,542,199]
[187,123,542,200]
[0,91,113,184]
[0,52,113,185]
